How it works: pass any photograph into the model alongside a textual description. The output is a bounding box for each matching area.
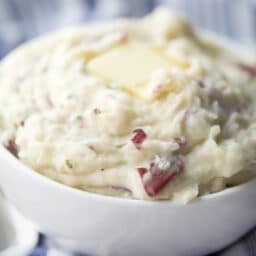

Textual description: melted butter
[87,40,186,99]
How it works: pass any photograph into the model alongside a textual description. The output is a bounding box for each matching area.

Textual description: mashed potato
[0,8,255,203]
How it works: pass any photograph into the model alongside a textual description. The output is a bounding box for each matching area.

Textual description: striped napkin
[0,1,255,255]
[25,230,256,256]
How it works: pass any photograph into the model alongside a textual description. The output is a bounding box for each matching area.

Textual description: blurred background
[0,0,256,58]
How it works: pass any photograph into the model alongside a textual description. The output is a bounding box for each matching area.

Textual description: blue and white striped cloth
[24,229,256,256]
[0,1,255,255]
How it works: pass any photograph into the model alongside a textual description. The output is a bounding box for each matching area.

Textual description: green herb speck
[66,160,73,168]
[76,115,83,121]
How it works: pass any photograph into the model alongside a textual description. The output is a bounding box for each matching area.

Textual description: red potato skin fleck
[109,185,132,193]
[5,140,18,158]
[119,32,128,43]
[132,129,147,149]
[137,167,148,177]
[173,137,187,152]
[197,79,205,88]
[237,63,256,77]
[137,157,184,197]
[143,171,177,197]
[173,137,187,147]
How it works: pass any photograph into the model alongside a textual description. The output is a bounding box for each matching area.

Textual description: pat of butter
[87,41,171,89]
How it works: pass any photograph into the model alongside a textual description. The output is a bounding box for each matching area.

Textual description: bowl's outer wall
[0,148,256,256]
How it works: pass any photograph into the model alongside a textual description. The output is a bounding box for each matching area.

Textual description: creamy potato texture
[0,8,256,203]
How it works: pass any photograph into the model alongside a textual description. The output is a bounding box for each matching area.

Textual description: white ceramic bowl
[0,145,255,256]
[0,30,256,255]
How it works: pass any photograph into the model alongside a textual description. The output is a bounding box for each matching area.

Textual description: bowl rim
[0,145,255,207]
